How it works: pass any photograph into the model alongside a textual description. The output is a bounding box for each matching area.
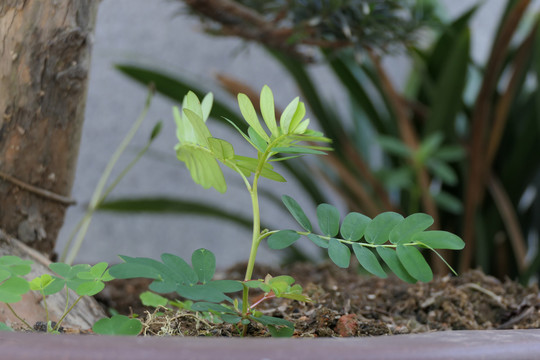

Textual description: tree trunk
[0,0,99,257]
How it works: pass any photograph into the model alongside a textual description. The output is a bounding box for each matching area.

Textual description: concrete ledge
[1,329,539,360]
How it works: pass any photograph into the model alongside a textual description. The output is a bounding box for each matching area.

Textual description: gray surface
[56,0,510,266]
[2,329,540,360]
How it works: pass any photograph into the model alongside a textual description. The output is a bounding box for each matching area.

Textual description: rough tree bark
[0,0,99,257]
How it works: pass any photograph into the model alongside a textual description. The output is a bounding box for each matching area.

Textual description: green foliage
[140,291,169,308]
[0,322,14,332]
[114,0,540,282]
[270,195,464,283]
[173,86,331,194]
[0,256,115,334]
[0,256,32,303]
[111,248,298,334]
[92,315,142,336]
[90,85,463,337]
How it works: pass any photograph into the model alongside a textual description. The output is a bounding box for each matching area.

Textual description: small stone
[335,314,359,337]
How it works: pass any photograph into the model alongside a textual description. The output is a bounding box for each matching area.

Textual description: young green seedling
[110,86,464,337]
[0,257,123,334]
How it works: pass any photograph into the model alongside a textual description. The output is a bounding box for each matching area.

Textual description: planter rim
[1,329,539,360]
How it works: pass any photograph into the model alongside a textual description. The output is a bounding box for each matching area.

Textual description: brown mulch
[95,262,540,337]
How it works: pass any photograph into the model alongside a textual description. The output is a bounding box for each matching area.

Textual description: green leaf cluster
[268,196,464,283]
[0,256,117,334]
[0,256,33,303]
[173,86,331,193]
[109,249,242,303]
[244,274,309,303]
[111,249,297,335]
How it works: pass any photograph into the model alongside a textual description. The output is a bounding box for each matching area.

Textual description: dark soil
[95,262,540,337]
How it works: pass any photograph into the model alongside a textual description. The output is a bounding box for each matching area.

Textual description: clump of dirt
[97,262,540,337]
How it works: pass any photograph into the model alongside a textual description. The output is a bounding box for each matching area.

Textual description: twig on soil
[497,306,535,329]
[457,283,504,306]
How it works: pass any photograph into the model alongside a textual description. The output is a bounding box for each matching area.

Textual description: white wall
[56,0,517,267]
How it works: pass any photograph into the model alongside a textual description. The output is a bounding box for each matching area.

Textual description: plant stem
[5,303,33,331]
[55,296,83,330]
[61,89,153,265]
[244,182,261,282]
[42,291,50,325]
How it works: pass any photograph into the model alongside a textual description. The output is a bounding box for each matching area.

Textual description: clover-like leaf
[389,213,434,244]
[0,256,33,276]
[413,231,465,250]
[396,245,433,282]
[352,244,387,278]
[0,277,30,303]
[30,274,64,296]
[0,322,13,332]
[76,281,105,296]
[162,253,198,285]
[268,230,300,250]
[191,248,216,284]
[92,315,142,336]
[317,204,340,237]
[49,263,91,292]
[365,212,404,245]
[341,212,371,241]
[328,239,350,268]
[0,271,10,283]
[281,195,312,231]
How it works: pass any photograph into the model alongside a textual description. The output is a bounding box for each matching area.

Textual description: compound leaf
[328,238,350,268]
[413,231,465,250]
[260,85,278,136]
[307,233,329,248]
[281,195,312,231]
[352,244,387,278]
[341,212,371,241]
[208,137,234,161]
[268,230,301,250]
[280,97,300,134]
[238,93,269,141]
[396,245,433,282]
[365,212,404,245]
[317,204,340,237]
[389,213,434,244]
[376,247,416,283]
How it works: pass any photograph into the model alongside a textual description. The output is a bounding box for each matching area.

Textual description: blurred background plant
[99,0,540,283]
